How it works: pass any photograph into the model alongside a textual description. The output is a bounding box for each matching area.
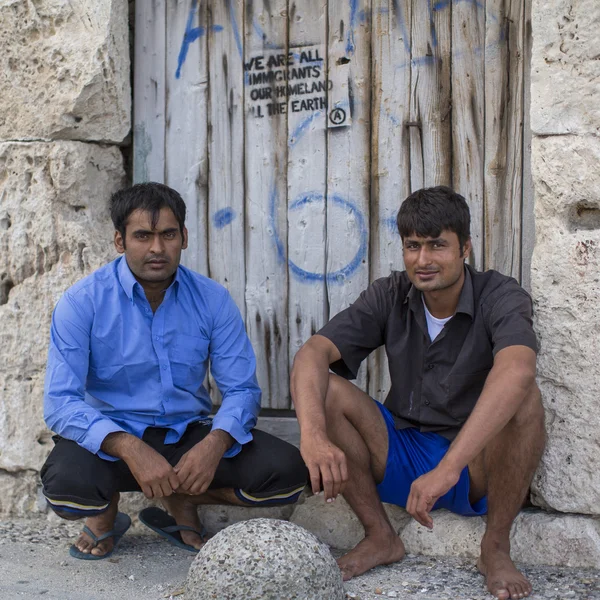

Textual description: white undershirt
[422,297,452,342]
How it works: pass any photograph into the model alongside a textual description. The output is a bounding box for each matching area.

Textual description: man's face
[402,230,471,293]
[114,207,187,286]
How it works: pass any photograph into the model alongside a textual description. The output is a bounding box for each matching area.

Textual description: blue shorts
[375,401,487,516]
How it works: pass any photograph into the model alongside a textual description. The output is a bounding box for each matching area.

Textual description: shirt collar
[117,255,181,302]
[404,264,474,318]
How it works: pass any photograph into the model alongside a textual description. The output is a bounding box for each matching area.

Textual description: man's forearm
[204,429,234,455]
[290,342,333,439]
[101,431,145,461]
[440,360,535,475]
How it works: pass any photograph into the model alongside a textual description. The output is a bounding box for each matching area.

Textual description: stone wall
[529,0,600,515]
[0,0,128,513]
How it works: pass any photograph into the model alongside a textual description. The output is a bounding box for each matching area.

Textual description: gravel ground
[1,516,599,600]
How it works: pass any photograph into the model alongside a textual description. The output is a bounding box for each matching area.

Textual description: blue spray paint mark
[228,0,243,60]
[253,19,281,50]
[392,0,412,54]
[288,111,323,148]
[383,216,400,235]
[270,187,368,284]
[346,0,359,55]
[176,0,205,79]
[211,25,224,32]
[213,207,236,229]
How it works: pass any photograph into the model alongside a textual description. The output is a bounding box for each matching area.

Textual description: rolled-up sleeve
[44,292,125,461]
[209,291,261,458]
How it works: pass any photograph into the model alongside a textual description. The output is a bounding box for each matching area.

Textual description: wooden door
[134,0,532,409]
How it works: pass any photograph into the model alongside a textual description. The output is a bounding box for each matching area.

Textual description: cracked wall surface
[530,0,600,514]
[0,0,128,514]
[0,0,130,142]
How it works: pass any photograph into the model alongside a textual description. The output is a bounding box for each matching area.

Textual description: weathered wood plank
[287,4,328,368]
[133,0,166,184]
[165,0,209,276]
[326,0,372,391]
[244,1,290,408]
[521,0,534,290]
[452,0,485,269]
[484,0,525,279]
[207,0,246,313]
[368,0,412,402]
[484,0,524,279]
[409,0,452,191]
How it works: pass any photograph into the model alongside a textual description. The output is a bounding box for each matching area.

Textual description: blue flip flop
[138,506,207,553]
[69,512,131,560]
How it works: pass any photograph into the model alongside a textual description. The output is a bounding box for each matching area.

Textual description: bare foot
[161,494,206,549]
[337,531,405,581]
[74,493,119,558]
[477,546,532,600]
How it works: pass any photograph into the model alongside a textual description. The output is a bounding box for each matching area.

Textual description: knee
[512,383,545,430]
[324,373,348,419]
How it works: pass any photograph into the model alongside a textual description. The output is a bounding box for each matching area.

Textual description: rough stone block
[511,511,600,568]
[402,511,486,559]
[531,0,600,135]
[290,494,410,550]
[0,471,39,516]
[0,141,124,488]
[187,518,344,599]
[0,0,130,142]
[530,136,600,514]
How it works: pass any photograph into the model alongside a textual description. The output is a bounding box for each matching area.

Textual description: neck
[423,268,465,319]
[136,275,175,303]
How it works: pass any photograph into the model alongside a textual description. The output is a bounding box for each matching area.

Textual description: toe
[494,587,510,600]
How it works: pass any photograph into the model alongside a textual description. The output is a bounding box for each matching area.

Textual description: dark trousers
[41,422,308,517]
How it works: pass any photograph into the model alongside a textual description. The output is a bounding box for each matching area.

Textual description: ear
[182,226,188,250]
[462,237,472,259]
[114,230,125,254]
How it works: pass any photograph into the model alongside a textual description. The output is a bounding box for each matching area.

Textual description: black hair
[396,186,471,250]
[109,182,186,242]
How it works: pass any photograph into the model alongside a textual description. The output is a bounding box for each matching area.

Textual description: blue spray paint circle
[270,189,368,284]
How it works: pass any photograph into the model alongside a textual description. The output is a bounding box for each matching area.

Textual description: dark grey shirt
[318,265,538,441]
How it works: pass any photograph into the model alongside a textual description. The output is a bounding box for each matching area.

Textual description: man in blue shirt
[41,182,307,559]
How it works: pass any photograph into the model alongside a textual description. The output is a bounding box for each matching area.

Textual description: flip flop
[138,506,207,553]
[69,512,131,560]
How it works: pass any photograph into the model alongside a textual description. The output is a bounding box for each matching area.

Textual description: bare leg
[73,492,120,557]
[324,374,405,581]
[475,385,546,600]
[160,488,256,549]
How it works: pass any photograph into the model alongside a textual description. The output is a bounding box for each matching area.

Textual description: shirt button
[424,399,430,405]
[162,364,167,370]
[427,364,435,370]
[155,336,159,341]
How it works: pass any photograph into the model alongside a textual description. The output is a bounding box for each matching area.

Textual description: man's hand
[406,464,461,529]
[300,434,348,502]
[174,430,232,496]
[102,433,180,499]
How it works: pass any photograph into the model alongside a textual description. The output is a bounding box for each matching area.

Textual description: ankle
[481,533,510,555]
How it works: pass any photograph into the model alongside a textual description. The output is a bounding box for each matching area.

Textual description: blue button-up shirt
[44,256,261,461]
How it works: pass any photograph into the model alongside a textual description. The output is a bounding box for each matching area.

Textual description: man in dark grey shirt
[291,187,545,600]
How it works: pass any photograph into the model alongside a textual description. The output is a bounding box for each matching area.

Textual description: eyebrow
[132,227,179,235]
[404,238,447,245]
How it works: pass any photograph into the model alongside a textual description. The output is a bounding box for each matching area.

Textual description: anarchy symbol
[329,107,347,126]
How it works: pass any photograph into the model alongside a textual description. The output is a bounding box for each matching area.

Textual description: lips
[146,259,168,266]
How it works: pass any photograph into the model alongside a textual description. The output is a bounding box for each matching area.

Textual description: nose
[416,246,433,268]
[149,233,165,254]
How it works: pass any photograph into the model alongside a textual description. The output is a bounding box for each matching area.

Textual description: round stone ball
[186,518,345,600]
